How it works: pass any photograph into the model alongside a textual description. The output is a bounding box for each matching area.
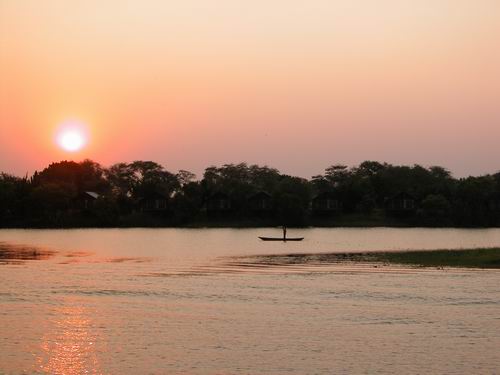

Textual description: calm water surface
[1,228,499,374]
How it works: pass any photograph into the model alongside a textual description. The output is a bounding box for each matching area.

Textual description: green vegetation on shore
[246,248,500,270]
[1,159,500,228]
[314,248,500,268]
[376,248,500,269]
[318,247,500,269]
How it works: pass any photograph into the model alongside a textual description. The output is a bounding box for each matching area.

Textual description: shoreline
[372,248,500,269]
[2,209,499,230]
[246,248,500,269]
[1,223,499,230]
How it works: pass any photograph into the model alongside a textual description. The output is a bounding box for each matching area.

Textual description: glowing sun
[56,121,88,152]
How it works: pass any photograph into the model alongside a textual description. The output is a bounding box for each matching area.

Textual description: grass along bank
[242,248,500,270]
[374,248,500,269]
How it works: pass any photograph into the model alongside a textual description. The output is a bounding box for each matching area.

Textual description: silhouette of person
[283,225,287,240]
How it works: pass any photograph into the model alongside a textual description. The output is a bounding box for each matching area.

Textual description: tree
[0,173,29,223]
[356,161,387,177]
[29,183,73,223]
[452,176,495,226]
[274,176,311,225]
[177,170,196,186]
[324,164,350,186]
[34,160,109,194]
[106,163,136,197]
[129,161,180,198]
[77,159,110,193]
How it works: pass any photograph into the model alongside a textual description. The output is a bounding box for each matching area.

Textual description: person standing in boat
[282,225,287,240]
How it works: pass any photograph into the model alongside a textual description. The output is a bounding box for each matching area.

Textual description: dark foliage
[0,160,499,227]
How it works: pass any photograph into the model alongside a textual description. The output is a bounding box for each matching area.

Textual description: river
[1,228,499,374]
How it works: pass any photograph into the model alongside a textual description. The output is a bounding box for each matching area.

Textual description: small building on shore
[247,191,273,213]
[385,192,416,215]
[74,191,100,210]
[138,191,170,213]
[311,191,342,216]
[206,192,232,216]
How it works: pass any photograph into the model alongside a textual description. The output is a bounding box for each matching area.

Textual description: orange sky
[1,0,499,178]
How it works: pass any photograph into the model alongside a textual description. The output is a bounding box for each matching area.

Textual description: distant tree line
[0,159,499,228]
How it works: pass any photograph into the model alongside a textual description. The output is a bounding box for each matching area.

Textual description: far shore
[0,222,500,230]
[1,215,499,230]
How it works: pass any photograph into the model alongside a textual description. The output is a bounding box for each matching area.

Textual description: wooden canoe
[258,237,304,241]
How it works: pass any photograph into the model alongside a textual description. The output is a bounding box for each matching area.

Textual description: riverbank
[375,248,500,269]
[2,213,499,229]
[246,248,500,269]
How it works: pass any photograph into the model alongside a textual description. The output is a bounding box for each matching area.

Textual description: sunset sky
[1,0,499,178]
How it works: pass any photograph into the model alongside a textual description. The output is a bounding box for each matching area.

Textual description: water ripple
[0,241,56,264]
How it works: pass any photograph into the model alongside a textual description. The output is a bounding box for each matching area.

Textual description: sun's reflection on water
[36,302,102,374]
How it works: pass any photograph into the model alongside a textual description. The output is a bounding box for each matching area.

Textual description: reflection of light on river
[36,302,101,374]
